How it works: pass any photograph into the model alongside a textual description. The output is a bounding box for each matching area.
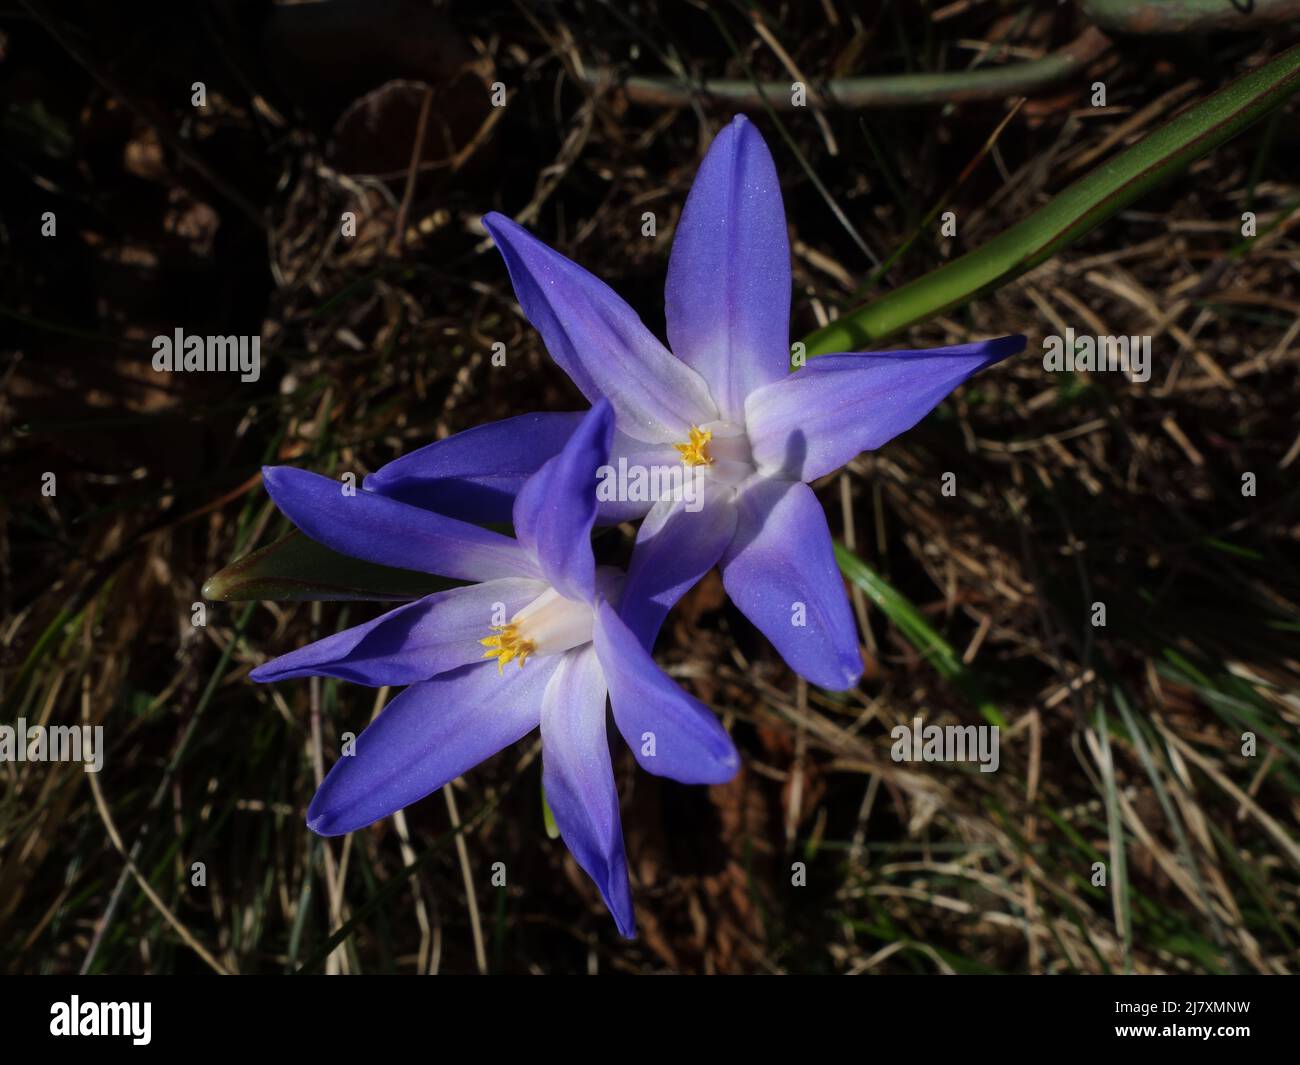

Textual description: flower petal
[594,602,740,786]
[512,400,613,602]
[594,434,687,524]
[250,578,547,686]
[363,412,585,524]
[262,466,539,583]
[483,212,716,442]
[306,658,556,835]
[720,478,861,690]
[540,646,636,937]
[617,490,738,648]
[665,115,791,420]
[745,336,1026,482]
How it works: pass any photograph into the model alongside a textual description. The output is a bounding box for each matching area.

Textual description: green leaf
[804,41,1300,352]
[202,530,455,602]
[835,543,1004,727]
[541,782,560,840]
[1082,0,1300,35]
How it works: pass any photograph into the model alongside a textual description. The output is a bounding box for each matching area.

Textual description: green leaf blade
[805,42,1300,352]
[835,543,1005,727]
[203,530,455,602]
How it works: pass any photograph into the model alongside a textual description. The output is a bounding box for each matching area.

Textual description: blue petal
[720,478,861,690]
[512,400,613,602]
[539,646,636,938]
[262,466,539,583]
[306,658,556,836]
[483,212,716,442]
[250,578,547,686]
[594,434,685,524]
[618,491,738,648]
[665,115,791,420]
[363,412,585,524]
[594,602,740,786]
[745,335,1026,483]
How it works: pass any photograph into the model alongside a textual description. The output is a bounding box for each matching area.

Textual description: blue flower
[252,401,739,937]
[366,115,1025,691]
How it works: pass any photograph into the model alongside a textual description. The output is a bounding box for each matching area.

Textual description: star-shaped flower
[367,115,1025,690]
[252,402,739,936]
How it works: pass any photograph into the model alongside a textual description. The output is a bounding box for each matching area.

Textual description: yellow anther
[673,425,714,467]
[480,624,536,674]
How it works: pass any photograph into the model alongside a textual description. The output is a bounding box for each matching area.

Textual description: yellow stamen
[673,425,714,467]
[480,624,537,674]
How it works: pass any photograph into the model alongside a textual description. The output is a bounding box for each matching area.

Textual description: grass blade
[804,41,1300,352]
[202,530,455,603]
[835,543,1004,726]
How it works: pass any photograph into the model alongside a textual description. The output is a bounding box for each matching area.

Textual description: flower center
[479,624,536,673]
[673,425,714,467]
[675,420,755,490]
[479,587,594,673]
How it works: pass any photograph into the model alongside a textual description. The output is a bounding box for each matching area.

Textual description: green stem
[1081,0,1300,34]
[586,29,1111,110]
[803,41,1300,353]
